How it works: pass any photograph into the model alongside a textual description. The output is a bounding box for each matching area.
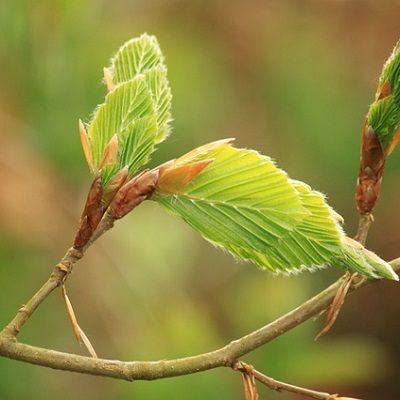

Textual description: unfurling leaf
[356,41,400,214]
[80,34,172,186]
[154,142,398,280]
[109,34,172,143]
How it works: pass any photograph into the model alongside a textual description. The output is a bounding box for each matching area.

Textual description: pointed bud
[74,173,104,249]
[356,125,385,214]
[79,119,94,172]
[157,159,213,193]
[99,134,119,169]
[102,166,129,207]
[103,67,114,92]
[108,169,159,219]
[176,138,235,164]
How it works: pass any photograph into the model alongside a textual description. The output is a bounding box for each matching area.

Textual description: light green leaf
[111,34,165,83]
[368,95,400,150]
[154,145,332,274]
[154,144,398,279]
[110,33,172,142]
[82,34,172,185]
[367,40,400,152]
[86,76,157,182]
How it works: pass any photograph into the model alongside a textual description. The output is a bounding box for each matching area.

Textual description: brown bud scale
[108,169,159,219]
[355,124,386,214]
[74,174,104,248]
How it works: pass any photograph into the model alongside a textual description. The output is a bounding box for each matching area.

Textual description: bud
[99,134,119,169]
[155,138,234,194]
[79,119,94,172]
[157,159,213,193]
[355,125,385,214]
[108,169,159,219]
[74,173,104,248]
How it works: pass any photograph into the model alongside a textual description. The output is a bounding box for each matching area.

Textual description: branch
[0,213,115,339]
[1,258,399,381]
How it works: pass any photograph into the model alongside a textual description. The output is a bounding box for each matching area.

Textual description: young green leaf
[110,33,172,142]
[111,34,165,83]
[86,76,157,184]
[154,143,397,280]
[369,40,400,152]
[80,34,172,187]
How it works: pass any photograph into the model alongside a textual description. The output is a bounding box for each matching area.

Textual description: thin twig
[0,212,115,339]
[0,258,398,381]
[234,361,340,400]
[354,213,374,246]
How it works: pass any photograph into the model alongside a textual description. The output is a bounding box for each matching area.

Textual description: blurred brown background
[1,1,400,399]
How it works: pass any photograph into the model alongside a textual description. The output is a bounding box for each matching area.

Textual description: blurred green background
[1,1,400,399]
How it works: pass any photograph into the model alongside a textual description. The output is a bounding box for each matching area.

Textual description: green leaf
[144,67,173,142]
[110,33,172,142]
[154,144,398,280]
[368,94,400,150]
[379,41,400,101]
[86,76,157,183]
[82,34,172,185]
[111,34,165,83]
[367,41,400,152]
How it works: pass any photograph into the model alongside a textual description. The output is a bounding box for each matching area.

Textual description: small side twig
[233,361,355,400]
[354,213,374,246]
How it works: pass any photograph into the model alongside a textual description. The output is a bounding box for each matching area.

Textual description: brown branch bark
[1,258,399,381]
